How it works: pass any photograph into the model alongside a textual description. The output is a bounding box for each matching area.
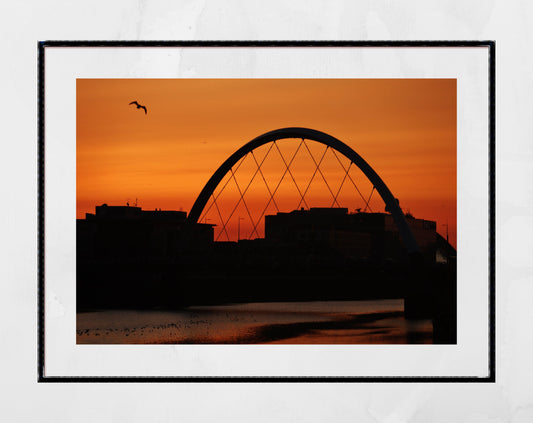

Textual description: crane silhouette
[129,101,147,115]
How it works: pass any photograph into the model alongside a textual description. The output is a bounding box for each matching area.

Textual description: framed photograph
[38,41,494,381]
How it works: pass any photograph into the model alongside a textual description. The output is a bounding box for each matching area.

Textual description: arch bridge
[187,127,420,255]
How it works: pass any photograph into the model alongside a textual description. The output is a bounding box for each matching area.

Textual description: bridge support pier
[404,253,457,343]
[404,252,434,319]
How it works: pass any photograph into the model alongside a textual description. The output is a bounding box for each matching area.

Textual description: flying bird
[129,100,147,114]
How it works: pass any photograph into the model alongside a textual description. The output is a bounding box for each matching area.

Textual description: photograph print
[75,77,457,346]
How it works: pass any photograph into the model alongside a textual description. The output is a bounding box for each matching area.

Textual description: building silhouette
[265,208,437,263]
[76,204,213,310]
[77,204,450,321]
[78,204,213,260]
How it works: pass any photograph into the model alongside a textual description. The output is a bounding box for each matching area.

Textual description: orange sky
[77,79,456,247]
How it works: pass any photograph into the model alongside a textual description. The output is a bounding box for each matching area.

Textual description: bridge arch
[188,127,420,254]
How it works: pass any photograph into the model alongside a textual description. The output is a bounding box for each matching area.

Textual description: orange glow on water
[77,79,456,247]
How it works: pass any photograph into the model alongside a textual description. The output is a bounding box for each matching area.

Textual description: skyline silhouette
[76,201,456,344]
[76,79,457,247]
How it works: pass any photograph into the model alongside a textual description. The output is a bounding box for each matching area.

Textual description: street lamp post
[238,217,244,241]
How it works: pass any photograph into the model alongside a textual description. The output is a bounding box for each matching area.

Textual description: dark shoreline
[155,311,409,344]
[76,302,435,345]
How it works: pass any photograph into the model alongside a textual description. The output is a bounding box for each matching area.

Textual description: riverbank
[76,300,433,344]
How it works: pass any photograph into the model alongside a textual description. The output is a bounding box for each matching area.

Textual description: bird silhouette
[129,100,147,114]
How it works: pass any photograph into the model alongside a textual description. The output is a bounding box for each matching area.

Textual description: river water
[76,299,433,344]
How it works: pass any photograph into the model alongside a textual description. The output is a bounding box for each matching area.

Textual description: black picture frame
[38,40,495,383]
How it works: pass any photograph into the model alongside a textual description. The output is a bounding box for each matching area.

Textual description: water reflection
[76,300,433,344]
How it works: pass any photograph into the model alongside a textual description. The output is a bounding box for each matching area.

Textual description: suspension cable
[200,154,249,223]
[250,148,280,213]
[330,149,373,210]
[331,161,352,207]
[212,194,231,241]
[302,141,339,207]
[363,186,375,212]
[273,140,309,210]
[297,140,329,210]
[248,139,305,238]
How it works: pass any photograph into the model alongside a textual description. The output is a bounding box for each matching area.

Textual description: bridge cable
[229,168,258,239]
[216,162,263,241]
[331,161,353,208]
[363,186,375,212]
[200,154,249,223]
[248,139,306,239]
[215,145,281,240]
[211,194,231,241]
[250,148,280,213]
[273,140,309,210]
[330,149,374,212]
[302,141,340,207]
[296,140,330,210]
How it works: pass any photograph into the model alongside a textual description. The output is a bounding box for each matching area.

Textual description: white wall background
[1,1,531,421]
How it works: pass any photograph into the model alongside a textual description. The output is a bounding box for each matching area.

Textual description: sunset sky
[77,79,456,247]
